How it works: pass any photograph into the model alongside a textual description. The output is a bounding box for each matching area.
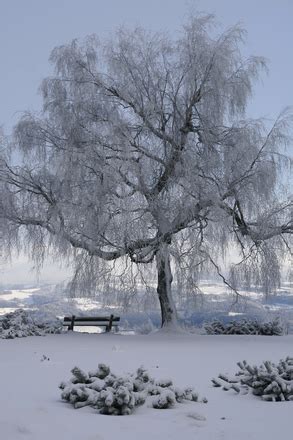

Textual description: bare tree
[0,14,292,329]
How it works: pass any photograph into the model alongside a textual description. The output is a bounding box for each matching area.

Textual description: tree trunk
[156,243,178,329]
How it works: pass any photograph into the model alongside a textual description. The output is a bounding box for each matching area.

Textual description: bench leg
[69,315,75,331]
[106,314,114,332]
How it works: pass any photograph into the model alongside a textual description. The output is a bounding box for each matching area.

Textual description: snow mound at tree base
[60,364,207,415]
[0,309,62,339]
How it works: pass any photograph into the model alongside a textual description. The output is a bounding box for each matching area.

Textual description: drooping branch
[0,13,292,323]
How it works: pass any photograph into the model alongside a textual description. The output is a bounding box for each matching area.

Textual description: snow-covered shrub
[212,357,293,401]
[205,318,283,335]
[97,380,145,415]
[89,364,110,380]
[60,365,146,415]
[0,309,62,339]
[152,389,176,409]
[60,364,207,415]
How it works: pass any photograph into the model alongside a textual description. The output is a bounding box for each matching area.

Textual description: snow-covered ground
[1,331,292,440]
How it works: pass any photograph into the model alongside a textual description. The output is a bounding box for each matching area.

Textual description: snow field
[0,332,292,439]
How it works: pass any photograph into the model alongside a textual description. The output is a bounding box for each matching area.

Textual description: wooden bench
[63,315,120,332]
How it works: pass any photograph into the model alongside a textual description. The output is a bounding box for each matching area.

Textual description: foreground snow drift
[0,332,293,440]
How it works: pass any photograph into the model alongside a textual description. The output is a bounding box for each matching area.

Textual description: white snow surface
[1,331,293,439]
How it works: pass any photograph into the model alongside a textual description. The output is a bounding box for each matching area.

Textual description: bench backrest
[63,316,120,323]
[63,315,120,331]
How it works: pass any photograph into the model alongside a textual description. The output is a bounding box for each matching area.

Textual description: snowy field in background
[0,281,293,332]
[1,331,293,440]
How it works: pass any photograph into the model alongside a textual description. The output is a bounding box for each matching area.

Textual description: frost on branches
[212,357,293,401]
[0,309,62,339]
[0,13,292,329]
[60,364,207,415]
[204,318,283,335]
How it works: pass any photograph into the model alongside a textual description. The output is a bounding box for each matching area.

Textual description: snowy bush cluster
[212,357,293,401]
[0,309,62,339]
[60,364,207,415]
[204,318,283,335]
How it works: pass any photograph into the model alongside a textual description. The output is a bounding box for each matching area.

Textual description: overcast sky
[0,0,292,284]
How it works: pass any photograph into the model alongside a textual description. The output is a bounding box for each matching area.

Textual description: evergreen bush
[205,318,283,335]
[212,357,293,401]
[60,364,207,415]
[0,309,62,339]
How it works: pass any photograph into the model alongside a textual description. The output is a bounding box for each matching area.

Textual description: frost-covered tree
[0,14,292,329]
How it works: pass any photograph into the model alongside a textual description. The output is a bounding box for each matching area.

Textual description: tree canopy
[0,14,292,328]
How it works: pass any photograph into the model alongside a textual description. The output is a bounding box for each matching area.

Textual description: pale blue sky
[0,0,292,283]
[0,0,293,133]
